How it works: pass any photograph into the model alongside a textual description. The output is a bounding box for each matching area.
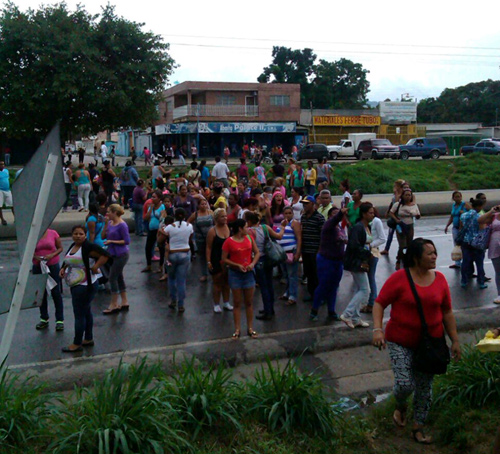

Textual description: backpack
[121,168,131,182]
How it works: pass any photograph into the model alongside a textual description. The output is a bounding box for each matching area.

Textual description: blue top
[0,169,10,191]
[201,167,210,184]
[149,204,165,230]
[86,215,105,248]
[460,210,479,244]
[451,202,466,229]
[277,221,298,252]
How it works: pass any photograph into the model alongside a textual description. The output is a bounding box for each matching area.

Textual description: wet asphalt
[0,215,498,367]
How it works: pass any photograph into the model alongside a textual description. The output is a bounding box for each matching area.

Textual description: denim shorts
[228,268,255,289]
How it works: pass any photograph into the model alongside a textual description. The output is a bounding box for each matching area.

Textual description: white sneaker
[354,320,370,328]
[222,302,234,311]
[213,305,222,313]
[340,314,355,329]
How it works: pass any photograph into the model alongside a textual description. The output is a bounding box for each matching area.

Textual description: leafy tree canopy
[258,46,370,109]
[418,79,500,125]
[0,2,175,137]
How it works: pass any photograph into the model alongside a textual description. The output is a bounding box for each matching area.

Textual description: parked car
[461,140,500,156]
[297,143,329,161]
[356,139,400,160]
[327,133,376,160]
[399,137,448,160]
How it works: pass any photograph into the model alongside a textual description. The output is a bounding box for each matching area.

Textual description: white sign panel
[379,102,417,123]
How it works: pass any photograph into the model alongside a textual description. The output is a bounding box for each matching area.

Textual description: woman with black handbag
[372,238,461,445]
[340,202,375,329]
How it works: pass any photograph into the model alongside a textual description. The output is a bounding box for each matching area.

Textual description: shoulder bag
[405,268,450,375]
[470,225,491,250]
[262,224,286,267]
[387,202,400,230]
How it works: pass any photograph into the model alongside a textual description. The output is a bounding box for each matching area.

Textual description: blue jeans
[168,252,191,306]
[342,271,369,323]
[461,245,485,285]
[32,263,64,322]
[71,282,97,345]
[254,258,275,314]
[281,260,299,302]
[384,227,394,252]
[452,226,462,266]
[312,255,343,314]
[368,256,379,307]
[133,204,144,235]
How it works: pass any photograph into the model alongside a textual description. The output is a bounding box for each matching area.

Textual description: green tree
[418,80,500,124]
[0,2,175,137]
[258,47,370,109]
[312,58,370,109]
[258,46,316,108]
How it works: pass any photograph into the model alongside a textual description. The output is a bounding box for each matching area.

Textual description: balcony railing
[173,104,259,120]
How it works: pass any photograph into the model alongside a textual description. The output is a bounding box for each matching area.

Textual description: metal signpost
[0,124,66,364]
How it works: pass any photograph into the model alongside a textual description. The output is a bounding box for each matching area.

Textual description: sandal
[412,428,432,444]
[178,307,185,313]
[159,274,168,281]
[285,299,296,306]
[393,409,407,427]
[247,329,258,339]
[232,330,241,339]
[278,295,288,301]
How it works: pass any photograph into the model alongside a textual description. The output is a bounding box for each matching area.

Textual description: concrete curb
[9,305,493,392]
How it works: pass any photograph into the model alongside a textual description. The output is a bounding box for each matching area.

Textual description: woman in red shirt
[222,219,260,339]
[372,238,461,444]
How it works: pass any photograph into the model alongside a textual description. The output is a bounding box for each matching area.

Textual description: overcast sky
[8,0,500,102]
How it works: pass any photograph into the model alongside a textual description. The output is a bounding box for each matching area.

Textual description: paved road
[1,215,498,368]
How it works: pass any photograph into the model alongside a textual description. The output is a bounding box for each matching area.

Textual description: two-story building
[154,81,304,158]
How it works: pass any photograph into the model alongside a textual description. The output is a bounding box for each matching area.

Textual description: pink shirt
[33,229,60,266]
[488,214,500,259]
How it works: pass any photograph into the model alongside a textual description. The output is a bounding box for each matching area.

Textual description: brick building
[154,81,305,157]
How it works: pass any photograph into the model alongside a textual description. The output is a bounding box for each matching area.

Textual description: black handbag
[387,202,401,230]
[405,268,450,375]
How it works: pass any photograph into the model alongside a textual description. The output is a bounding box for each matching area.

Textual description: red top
[222,236,253,267]
[33,229,60,266]
[376,269,452,349]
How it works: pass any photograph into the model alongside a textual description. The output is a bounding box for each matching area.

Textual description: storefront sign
[155,123,197,135]
[313,115,381,126]
[156,122,296,135]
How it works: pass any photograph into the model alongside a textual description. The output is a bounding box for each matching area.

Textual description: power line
[162,33,500,52]
[168,42,500,59]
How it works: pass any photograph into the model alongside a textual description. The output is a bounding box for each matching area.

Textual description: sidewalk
[2,188,500,239]
[9,305,491,394]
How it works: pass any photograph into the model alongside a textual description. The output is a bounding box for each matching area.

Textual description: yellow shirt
[215,196,228,209]
[228,176,237,189]
[306,168,317,186]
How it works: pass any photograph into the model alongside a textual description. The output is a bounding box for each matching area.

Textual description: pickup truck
[327,133,376,160]
[461,140,500,156]
[399,137,448,160]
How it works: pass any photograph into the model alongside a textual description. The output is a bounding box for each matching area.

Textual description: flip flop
[393,409,407,427]
[412,428,432,444]
[102,307,120,315]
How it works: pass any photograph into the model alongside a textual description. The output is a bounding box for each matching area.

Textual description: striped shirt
[301,211,325,254]
[277,222,298,252]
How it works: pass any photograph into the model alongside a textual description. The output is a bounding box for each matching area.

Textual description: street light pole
[196,103,200,155]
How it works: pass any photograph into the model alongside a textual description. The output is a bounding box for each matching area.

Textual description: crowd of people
[22,149,500,445]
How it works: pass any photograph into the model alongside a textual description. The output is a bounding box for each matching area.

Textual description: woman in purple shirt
[309,206,348,321]
[102,204,131,314]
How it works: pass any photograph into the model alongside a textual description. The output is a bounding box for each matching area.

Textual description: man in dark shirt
[300,195,325,301]
[268,158,285,181]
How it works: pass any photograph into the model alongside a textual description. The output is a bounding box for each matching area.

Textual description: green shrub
[246,358,339,438]
[0,365,49,451]
[433,343,500,408]
[160,357,242,438]
[49,359,190,454]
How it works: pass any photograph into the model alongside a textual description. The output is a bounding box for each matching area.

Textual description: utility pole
[310,102,316,143]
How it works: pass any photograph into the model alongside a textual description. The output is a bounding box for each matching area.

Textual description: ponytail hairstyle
[231,218,247,236]
[174,208,186,227]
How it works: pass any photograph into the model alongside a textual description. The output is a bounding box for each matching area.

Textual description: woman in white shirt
[361,210,387,314]
[162,208,194,313]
